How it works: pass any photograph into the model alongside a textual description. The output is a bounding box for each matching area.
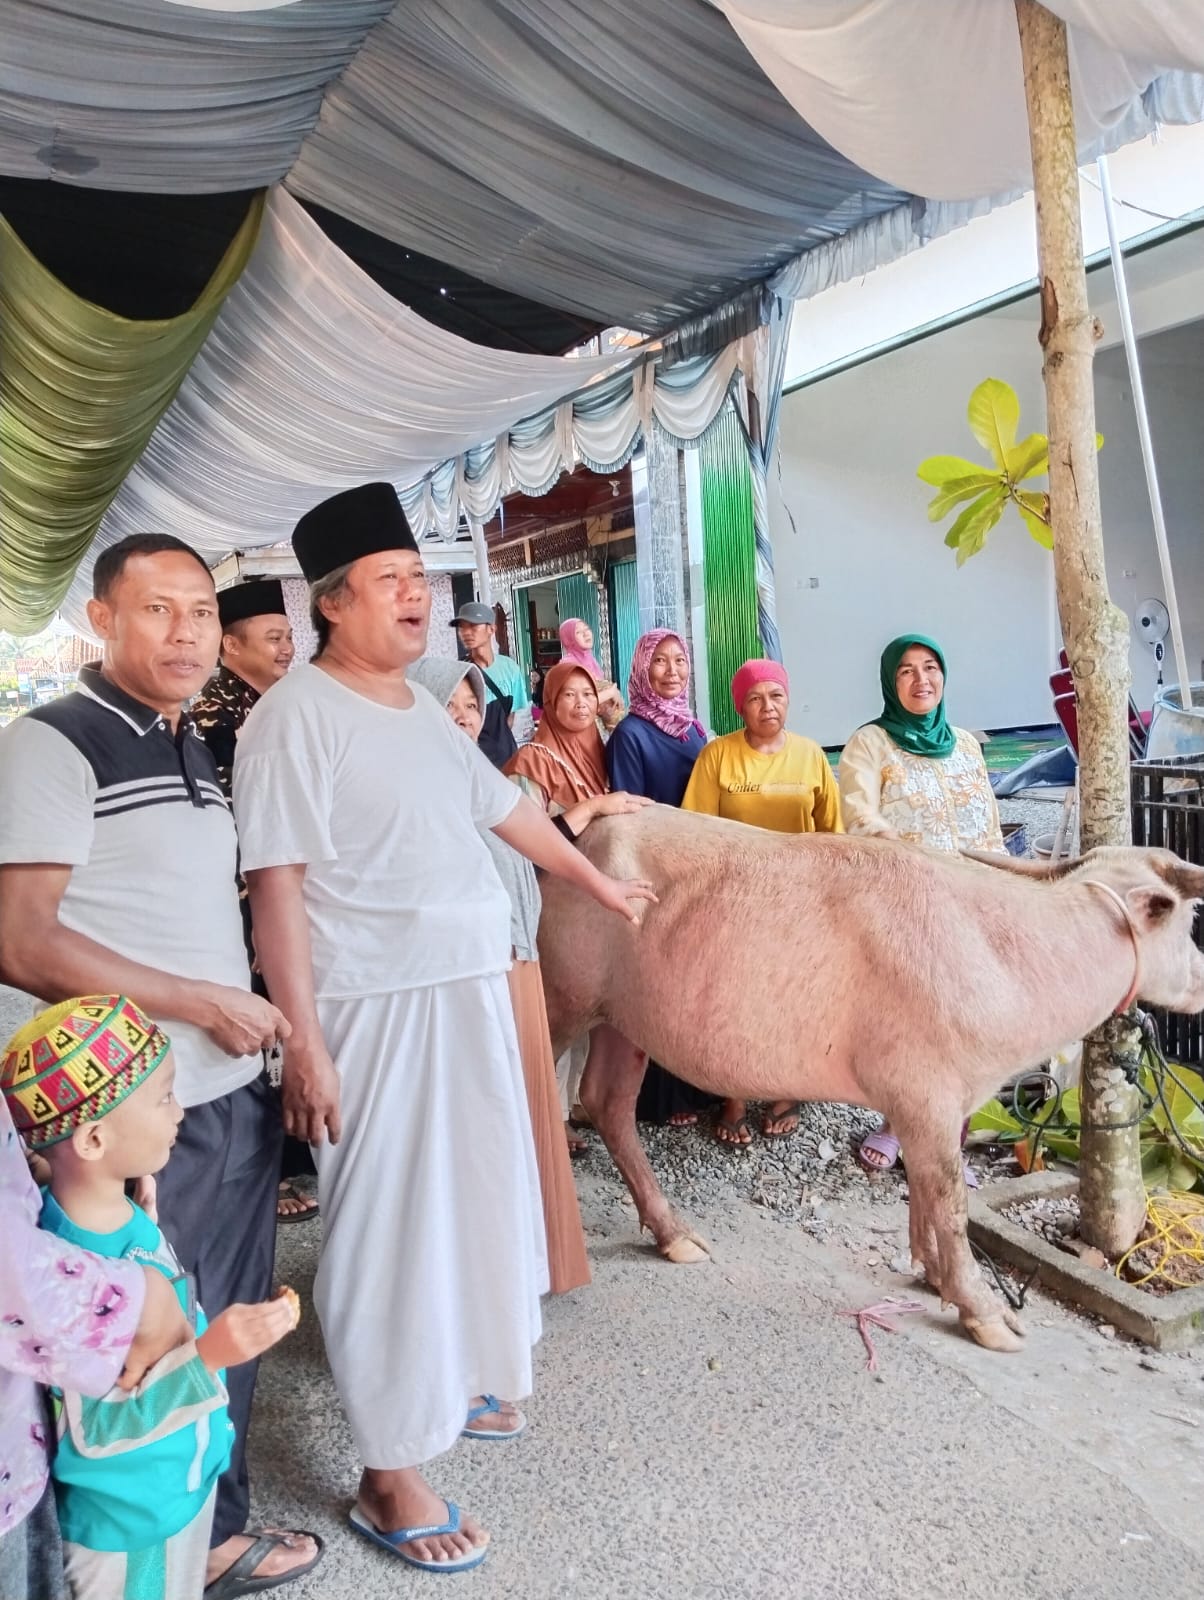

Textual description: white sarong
[312,972,547,1468]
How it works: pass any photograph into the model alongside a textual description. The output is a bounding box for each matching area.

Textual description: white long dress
[233,664,546,1468]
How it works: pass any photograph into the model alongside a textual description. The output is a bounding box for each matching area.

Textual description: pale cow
[538,806,1204,1352]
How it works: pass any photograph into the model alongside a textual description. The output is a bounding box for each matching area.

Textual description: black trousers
[155,1073,283,1547]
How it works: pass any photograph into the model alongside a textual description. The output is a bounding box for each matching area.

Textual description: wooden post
[1016,0,1145,1255]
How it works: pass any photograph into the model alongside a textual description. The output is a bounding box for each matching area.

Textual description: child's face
[93,1053,184,1179]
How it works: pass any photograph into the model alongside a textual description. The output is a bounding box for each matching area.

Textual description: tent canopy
[1,0,1201,632]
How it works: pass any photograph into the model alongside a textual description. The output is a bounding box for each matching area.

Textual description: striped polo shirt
[0,666,261,1108]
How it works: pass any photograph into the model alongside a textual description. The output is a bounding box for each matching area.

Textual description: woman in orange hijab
[504,661,646,1152]
[505,661,611,811]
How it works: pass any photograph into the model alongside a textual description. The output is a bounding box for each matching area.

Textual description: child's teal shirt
[39,1191,233,1552]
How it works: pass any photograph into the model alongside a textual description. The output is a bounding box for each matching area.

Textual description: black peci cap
[218,578,287,629]
[291,483,418,583]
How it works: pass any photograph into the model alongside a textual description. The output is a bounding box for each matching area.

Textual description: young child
[1,996,298,1600]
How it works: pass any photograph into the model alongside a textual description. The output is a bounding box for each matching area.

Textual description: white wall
[784,125,1204,386]
[1095,323,1204,710]
[770,314,1057,746]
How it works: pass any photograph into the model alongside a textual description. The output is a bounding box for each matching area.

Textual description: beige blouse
[838,723,1004,853]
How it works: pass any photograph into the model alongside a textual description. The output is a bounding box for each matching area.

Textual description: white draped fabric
[719,0,1204,202]
[60,189,744,630]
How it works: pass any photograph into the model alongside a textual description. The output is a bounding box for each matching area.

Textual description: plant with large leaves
[917,377,1101,565]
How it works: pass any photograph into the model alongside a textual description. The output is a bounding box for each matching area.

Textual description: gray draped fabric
[287,0,905,330]
[0,0,394,190]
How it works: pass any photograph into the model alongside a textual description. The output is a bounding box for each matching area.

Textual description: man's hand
[282,1043,342,1146]
[196,1294,298,1373]
[585,868,658,925]
[116,1266,191,1391]
[193,983,290,1058]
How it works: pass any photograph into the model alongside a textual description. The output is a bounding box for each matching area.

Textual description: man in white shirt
[237,483,652,1575]
[0,534,322,1596]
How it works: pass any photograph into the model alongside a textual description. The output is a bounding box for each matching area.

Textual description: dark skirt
[636,1061,720,1125]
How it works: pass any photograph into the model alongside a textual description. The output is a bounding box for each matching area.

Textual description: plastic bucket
[1146,682,1204,761]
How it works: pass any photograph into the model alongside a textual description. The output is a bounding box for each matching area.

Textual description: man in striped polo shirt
[0,535,322,1596]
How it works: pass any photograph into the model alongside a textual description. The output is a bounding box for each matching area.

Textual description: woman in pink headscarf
[557,618,624,730]
[682,658,843,1146]
[605,630,717,1127]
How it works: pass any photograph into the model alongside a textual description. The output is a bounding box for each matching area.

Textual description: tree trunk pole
[1015,0,1145,1255]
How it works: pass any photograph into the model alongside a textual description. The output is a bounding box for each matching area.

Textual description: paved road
[255,1162,1204,1600]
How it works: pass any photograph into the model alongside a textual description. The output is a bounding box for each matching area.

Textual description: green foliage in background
[971,1063,1204,1193]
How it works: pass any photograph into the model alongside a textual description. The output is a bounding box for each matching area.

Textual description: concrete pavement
[252,1162,1204,1600]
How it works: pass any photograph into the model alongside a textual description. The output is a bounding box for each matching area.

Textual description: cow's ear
[1126,886,1177,926]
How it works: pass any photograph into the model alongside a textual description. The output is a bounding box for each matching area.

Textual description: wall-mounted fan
[1135,597,1170,687]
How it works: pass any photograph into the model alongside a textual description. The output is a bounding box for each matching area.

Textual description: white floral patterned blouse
[837,723,1004,853]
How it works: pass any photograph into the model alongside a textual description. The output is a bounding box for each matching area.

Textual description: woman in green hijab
[838,633,1005,1180]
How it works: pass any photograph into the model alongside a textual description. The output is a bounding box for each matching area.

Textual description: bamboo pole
[1015,0,1145,1255]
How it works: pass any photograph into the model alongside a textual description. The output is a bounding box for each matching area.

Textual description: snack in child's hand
[277,1285,301,1330]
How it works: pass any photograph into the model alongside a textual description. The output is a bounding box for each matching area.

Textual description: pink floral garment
[0,1098,144,1535]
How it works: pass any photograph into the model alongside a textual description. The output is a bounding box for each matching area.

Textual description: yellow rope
[1115,1192,1204,1289]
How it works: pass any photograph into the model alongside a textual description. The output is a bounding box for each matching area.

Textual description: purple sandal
[858,1126,979,1188]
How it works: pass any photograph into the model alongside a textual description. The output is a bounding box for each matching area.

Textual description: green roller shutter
[607,557,640,697]
[555,572,600,661]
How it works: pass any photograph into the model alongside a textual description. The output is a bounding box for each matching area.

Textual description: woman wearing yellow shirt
[682,658,842,1145]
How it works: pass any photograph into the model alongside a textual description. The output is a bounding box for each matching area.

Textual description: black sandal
[275,1184,320,1226]
[203,1530,324,1598]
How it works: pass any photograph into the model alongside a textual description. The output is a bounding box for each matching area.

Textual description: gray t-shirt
[0,673,261,1108]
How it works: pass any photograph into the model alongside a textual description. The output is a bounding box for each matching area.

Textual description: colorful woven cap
[1,996,170,1150]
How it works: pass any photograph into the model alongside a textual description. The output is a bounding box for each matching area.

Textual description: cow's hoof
[963,1309,1025,1352]
[660,1232,710,1264]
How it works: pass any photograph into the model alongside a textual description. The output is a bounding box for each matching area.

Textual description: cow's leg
[579,1023,709,1265]
[892,1109,1024,1353]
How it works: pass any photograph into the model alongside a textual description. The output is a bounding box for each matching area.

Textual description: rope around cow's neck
[1081,878,1141,1014]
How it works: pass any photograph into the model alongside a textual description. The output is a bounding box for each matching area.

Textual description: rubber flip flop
[762,1102,802,1140]
[462,1394,526,1440]
[275,1184,320,1226]
[713,1115,752,1147]
[349,1503,487,1573]
[203,1530,324,1598]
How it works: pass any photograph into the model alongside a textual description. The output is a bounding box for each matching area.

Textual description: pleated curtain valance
[60,187,758,633]
[0,194,262,633]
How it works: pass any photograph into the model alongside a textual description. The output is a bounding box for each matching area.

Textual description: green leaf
[1141,1146,1174,1191]
[1167,1154,1201,1193]
[967,379,1020,469]
[917,454,998,488]
[948,484,1006,563]
[927,472,1006,523]
[969,1099,1022,1138]
[1005,432,1049,482]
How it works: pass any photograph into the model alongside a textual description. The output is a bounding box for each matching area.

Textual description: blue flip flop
[461,1394,526,1440]
[348,1503,488,1573]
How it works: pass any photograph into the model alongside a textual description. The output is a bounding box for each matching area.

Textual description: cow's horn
[960,847,1080,879]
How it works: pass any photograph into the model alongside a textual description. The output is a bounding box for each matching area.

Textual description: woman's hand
[596,682,625,729]
[132,1175,157,1223]
[590,791,653,821]
[116,1267,191,1391]
[586,867,658,924]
